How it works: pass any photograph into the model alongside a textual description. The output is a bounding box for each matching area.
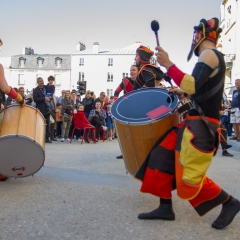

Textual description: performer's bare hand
[168,88,184,97]
[155,46,173,69]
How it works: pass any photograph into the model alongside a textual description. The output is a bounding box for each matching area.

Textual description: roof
[10,54,71,70]
[12,54,70,57]
[72,42,141,55]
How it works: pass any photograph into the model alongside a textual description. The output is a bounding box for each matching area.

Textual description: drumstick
[151,20,185,105]
[151,20,160,47]
[151,20,173,87]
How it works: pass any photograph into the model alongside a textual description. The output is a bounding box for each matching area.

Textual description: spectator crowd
[3,76,240,147]
[4,76,116,144]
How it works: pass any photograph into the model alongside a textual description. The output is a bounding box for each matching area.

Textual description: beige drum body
[0,105,45,178]
[114,113,180,176]
[111,88,180,177]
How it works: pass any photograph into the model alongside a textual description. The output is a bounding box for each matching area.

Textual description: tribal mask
[187,18,222,61]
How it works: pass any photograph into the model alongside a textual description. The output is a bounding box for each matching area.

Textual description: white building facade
[218,0,240,87]
[71,42,141,97]
[4,48,71,97]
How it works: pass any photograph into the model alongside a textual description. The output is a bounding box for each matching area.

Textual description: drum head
[0,136,45,178]
[111,88,178,124]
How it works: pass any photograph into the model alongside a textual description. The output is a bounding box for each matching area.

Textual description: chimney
[76,42,86,51]
[92,42,99,54]
[22,47,34,55]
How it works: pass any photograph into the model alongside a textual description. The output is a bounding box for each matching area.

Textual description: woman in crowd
[82,90,94,119]
[88,102,107,141]
[61,90,74,142]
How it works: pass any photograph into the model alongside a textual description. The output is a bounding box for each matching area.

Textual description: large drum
[0,105,45,178]
[111,88,180,176]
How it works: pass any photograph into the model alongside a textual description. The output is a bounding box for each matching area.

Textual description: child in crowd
[56,103,62,138]
[109,96,116,139]
[74,104,93,143]
[106,104,114,141]
[45,76,55,109]
[109,96,115,106]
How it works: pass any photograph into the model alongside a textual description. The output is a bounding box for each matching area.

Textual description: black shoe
[225,144,232,149]
[84,138,90,143]
[222,150,233,157]
[45,139,52,143]
[0,177,8,181]
[229,136,237,140]
[212,197,240,229]
[138,204,175,220]
[116,155,123,159]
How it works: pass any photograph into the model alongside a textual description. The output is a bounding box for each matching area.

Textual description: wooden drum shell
[114,113,180,176]
[0,105,45,178]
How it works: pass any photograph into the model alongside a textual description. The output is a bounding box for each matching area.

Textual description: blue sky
[0,0,222,72]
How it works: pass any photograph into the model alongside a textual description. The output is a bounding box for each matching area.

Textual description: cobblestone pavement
[1,139,240,240]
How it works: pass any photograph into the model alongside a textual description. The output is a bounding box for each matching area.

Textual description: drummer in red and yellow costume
[134,45,165,89]
[136,18,240,229]
[0,39,24,181]
[114,65,139,100]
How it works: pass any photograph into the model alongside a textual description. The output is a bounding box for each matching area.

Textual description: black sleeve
[134,69,155,90]
[33,89,45,103]
[191,62,215,92]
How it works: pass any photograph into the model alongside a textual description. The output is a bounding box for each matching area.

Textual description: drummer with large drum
[0,39,24,181]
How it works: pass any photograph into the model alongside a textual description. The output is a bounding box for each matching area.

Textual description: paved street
[1,139,240,240]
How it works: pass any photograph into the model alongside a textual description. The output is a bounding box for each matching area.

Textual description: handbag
[63,113,71,122]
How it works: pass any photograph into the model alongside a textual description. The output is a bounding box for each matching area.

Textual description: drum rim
[111,88,178,125]
[0,104,45,121]
[0,134,45,178]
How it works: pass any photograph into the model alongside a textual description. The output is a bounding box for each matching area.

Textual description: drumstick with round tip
[151,20,185,105]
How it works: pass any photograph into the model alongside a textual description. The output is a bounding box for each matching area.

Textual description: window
[37,57,44,67]
[227,5,231,14]
[79,58,84,66]
[107,72,113,82]
[79,72,84,81]
[107,89,113,97]
[54,74,61,85]
[19,57,26,67]
[18,74,25,85]
[122,73,128,78]
[55,57,62,67]
[108,58,113,66]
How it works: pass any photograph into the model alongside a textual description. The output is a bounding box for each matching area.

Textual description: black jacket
[33,86,48,116]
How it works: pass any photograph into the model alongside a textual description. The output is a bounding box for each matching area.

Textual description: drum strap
[177,75,224,138]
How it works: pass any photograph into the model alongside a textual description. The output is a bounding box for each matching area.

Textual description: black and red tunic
[134,64,164,90]
[114,77,134,97]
